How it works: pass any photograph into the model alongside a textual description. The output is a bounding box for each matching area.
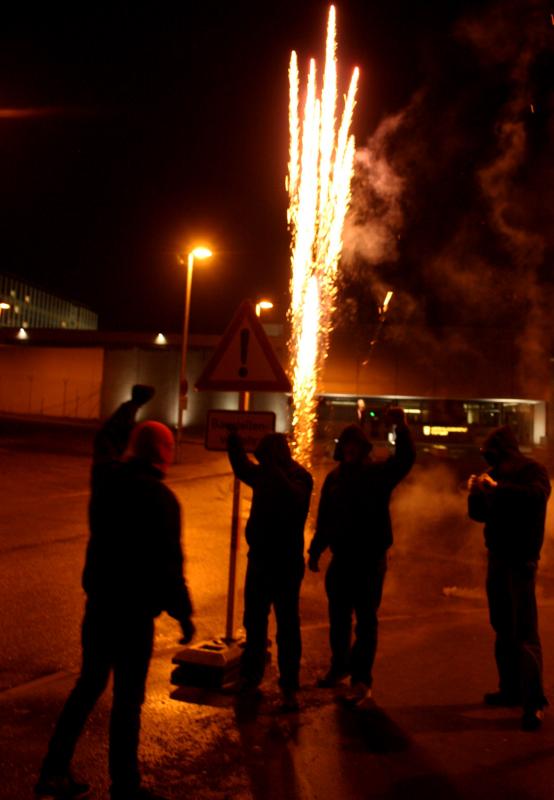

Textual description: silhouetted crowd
[35,385,551,800]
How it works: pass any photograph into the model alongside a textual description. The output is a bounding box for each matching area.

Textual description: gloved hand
[308,554,320,573]
[179,618,196,645]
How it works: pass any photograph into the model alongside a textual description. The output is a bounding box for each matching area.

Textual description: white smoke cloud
[468,0,550,395]
[341,108,407,268]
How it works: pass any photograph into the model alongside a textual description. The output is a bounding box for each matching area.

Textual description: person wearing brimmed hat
[308,407,415,708]
[468,425,551,731]
[36,421,194,800]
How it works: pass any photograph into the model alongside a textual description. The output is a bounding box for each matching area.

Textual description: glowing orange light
[287,5,358,464]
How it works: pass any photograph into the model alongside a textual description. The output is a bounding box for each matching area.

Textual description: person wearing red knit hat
[37,421,194,800]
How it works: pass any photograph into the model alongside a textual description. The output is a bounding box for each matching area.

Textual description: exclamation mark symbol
[239,329,249,378]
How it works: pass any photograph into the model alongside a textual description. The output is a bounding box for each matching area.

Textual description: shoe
[35,772,90,798]
[484,691,521,708]
[344,681,373,707]
[317,670,349,688]
[521,708,545,731]
[280,688,300,713]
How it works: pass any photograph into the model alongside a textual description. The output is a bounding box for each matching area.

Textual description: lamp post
[176,246,212,454]
[238,300,274,416]
[225,296,273,640]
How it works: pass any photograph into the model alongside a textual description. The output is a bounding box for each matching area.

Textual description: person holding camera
[468,425,551,731]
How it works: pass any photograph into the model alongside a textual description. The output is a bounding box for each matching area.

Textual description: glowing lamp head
[16,327,28,340]
[258,300,273,311]
[190,246,212,260]
[0,302,10,310]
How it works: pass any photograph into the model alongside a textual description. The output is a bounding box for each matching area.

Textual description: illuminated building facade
[0,273,97,330]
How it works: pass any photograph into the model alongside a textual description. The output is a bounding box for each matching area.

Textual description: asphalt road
[2,423,554,799]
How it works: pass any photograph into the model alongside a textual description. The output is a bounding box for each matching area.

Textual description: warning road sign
[205,410,276,452]
[195,301,291,392]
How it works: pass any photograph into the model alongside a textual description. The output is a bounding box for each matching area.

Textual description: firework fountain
[287,5,359,465]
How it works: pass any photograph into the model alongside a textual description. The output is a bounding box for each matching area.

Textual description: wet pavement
[2,422,554,799]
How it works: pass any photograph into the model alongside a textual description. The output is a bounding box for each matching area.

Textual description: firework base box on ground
[172,636,271,689]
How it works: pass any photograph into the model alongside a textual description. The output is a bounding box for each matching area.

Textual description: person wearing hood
[36,421,194,800]
[93,384,156,467]
[308,407,415,708]
[227,431,313,710]
[468,425,551,731]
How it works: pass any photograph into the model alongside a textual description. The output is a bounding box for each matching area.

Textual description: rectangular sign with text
[205,410,277,452]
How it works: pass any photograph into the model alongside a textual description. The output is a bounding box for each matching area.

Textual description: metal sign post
[225,390,248,641]
[172,302,291,687]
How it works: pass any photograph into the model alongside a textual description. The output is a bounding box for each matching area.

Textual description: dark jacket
[468,427,551,563]
[228,434,313,567]
[309,424,415,563]
[83,458,193,623]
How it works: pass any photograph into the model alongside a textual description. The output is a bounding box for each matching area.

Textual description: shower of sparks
[287,5,359,465]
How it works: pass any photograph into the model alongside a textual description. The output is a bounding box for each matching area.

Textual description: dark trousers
[41,601,154,795]
[242,559,304,690]
[325,556,387,686]
[486,554,546,710]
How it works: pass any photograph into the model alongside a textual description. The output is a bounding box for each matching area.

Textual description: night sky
[0,0,551,334]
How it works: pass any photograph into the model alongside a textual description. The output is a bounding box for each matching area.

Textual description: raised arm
[381,409,416,489]
[93,401,136,467]
[227,432,260,488]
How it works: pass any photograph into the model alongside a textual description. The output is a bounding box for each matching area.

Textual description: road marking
[0,533,87,556]
[0,670,76,702]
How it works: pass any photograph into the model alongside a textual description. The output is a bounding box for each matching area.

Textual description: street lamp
[176,246,212,449]
[255,299,274,317]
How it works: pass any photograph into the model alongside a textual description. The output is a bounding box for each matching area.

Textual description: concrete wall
[101,348,181,425]
[100,347,290,433]
[0,346,103,418]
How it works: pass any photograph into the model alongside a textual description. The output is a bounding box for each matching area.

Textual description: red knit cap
[128,421,175,473]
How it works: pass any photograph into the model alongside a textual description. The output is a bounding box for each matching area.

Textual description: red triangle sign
[195,301,292,392]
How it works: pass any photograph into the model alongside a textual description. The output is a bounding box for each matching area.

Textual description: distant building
[0,326,551,458]
[0,273,97,330]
